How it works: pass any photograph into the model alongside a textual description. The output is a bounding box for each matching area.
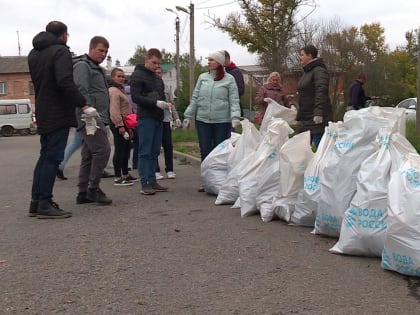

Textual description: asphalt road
[1,134,420,315]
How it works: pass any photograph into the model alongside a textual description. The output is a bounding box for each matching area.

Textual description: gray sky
[1,0,419,66]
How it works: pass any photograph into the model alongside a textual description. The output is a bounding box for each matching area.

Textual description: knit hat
[208,50,226,66]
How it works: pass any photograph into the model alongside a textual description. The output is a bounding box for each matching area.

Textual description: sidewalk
[1,135,419,314]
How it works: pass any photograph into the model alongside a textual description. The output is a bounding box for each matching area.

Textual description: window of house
[0,82,7,95]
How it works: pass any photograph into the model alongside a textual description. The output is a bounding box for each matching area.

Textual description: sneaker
[198,185,205,192]
[155,172,164,180]
[36,200,72,219]
[141,184,156,195]
[151,182,168,192]
[114,178,134,186]
[76,192,95,204]
[167,171,176,179]
[28,200,38,217]
[87,188,112,205]
[123,174,139,182]
[56,170,68,180]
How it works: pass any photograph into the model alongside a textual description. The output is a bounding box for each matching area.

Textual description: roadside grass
[172,119,420,158]
[405,120,420,153]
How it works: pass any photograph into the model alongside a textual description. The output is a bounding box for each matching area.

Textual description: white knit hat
[208,50,226,66]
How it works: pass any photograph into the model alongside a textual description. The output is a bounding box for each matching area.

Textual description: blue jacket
[184,71,241,123]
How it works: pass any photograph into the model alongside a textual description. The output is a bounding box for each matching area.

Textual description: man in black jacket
[28,21,93,218]
[347,73,378,110]
[224,51,245,116]
[130,48,173,195]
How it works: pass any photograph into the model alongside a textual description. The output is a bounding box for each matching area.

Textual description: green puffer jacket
[184,71,241,123]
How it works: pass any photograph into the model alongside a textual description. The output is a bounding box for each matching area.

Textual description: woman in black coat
[296,45,333,149]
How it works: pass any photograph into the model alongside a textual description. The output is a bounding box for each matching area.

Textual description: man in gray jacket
[73,36,112,205]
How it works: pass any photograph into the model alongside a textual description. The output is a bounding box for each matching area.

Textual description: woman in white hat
[183,50,241,191]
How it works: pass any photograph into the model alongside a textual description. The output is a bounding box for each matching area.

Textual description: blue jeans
[156,121,173,173]
[311,133,323,150]
[137,117,163,185]
[195,120,231,161]
[31,127,70,201]
[58,129,82,171]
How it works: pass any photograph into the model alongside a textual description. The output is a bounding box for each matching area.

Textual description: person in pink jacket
[255,71,290,122]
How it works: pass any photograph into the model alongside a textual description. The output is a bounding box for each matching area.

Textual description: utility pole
[166,8,181,94]
[176,3,195,99]
[16,30,21,56]
[175,16,181,93]
[417,26,420,132]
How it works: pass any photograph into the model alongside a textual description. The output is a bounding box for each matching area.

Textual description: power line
[196,0,238,10]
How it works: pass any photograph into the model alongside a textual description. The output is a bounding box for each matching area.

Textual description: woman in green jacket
[183,50,241,191]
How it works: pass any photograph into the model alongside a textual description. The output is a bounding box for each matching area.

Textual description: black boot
[57,170,68,180]
[36,200,72,219]
[28,200,38,217]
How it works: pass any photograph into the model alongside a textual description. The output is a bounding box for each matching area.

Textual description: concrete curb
[173,150,201,167]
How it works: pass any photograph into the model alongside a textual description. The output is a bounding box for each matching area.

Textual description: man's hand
[175,119,182,128]
[83,106,98,117]
[156,101,172,110]
[313,116,323,124]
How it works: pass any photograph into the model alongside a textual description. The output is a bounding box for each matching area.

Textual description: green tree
[210,0,315,71]
[128,45,175,65]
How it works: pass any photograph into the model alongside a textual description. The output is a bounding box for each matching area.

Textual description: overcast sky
[1,0,419,67]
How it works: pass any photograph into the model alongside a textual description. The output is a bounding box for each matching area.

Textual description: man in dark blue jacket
[347,73,378,110]
[224,51,245,116]
[28,21,92,219]
[130,48,173,195]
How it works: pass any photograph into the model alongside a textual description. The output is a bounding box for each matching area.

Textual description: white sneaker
[167,171,176,179]
[155,172,164,180]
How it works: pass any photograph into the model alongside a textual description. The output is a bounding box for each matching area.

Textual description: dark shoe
[198,185,205,192]
[140,184,156,195]
[102,170,114,178]
[123,174,139,183]
[76,192,95,204]
[114,178,134,186]
[87,188,112,205]
[151,182,168,192]
[57,170,68,180]
[28,200,38,217]
[36,200,72,219]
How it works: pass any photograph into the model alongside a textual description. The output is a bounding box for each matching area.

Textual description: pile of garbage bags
[201,99,420,277]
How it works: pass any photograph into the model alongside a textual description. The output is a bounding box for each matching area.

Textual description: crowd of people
[29,20,364,219]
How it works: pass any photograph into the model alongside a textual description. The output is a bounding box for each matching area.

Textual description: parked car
[0,99,37,136]
[396,97,417,120]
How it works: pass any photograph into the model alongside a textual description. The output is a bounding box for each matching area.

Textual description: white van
[0,99,37,136]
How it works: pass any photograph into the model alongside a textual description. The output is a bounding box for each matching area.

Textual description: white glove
[83,106,98,117]
[231,118,241,129]
[263,97,273,103]
[182,118,190,128]
[156,100,171,109]
[175,119,182,128]
[313,115,323,124]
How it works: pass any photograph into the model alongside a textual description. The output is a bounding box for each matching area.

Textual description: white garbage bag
[291,122,340,226]
[239,118,293,217]
[314,110,393,237]
[215,120,261,205]
[259,98,297,136]
[201,133,240,195]
[382,153,420,277]
[330,128,416,256]
[269,131,314,223]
